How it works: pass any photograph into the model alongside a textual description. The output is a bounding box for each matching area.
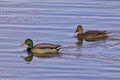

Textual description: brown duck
[75,25,108,41]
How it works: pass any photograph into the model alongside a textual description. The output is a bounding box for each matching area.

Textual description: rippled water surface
[0,0,120,80]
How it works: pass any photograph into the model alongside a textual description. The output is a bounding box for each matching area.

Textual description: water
[0,0,120,80]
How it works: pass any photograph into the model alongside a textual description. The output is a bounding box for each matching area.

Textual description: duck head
[75,25,83,35]
[21,38,33,48]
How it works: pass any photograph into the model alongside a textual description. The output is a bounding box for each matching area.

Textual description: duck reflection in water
[74,25,109,46]
[75,35,84,46]
[21,52,33,62]
[21,51,61,62]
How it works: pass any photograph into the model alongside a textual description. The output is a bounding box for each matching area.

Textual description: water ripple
[0,0,120,80]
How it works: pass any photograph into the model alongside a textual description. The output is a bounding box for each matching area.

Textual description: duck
[21,38,61,54]
[75,25,108,41]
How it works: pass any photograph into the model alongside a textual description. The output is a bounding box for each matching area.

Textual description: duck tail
[56,45,61,50]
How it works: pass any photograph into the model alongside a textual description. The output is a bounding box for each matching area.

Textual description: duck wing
[33,43,61,50]
[84,30,108,41]
[85,30,107,35]
[84,30,107,36]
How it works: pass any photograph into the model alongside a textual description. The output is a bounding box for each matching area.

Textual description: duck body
[21,39,61,54]
[30,43,61,54]
[83,30,108,41]
[75,25,108,41]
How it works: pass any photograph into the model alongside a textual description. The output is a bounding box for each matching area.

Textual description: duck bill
[20,56,26,59]
[21,42,27,46]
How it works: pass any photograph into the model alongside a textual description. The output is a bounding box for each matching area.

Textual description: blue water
[0,0,120,80]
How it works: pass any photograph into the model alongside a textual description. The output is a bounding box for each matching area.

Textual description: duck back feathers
[30,43,61,54]
[84,30,108,41]
[33,43,61,50]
